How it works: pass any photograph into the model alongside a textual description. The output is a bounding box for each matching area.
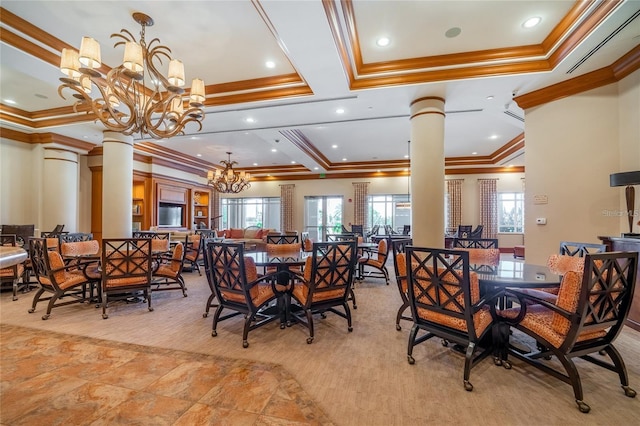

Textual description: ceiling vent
[566,9,640,74]
[503,110,524,123]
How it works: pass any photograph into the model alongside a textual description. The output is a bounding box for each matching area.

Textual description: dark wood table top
[472,259,561,290]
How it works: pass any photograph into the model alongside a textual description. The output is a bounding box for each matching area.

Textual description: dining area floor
[1,254,639,425]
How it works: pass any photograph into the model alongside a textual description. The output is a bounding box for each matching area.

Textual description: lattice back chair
[456,225,473,238]
[152,241,187,297]
[28,237,98,320]
[358,237,390,284]
[132,231,171,253]
[59,232,93,243]
[351,224,364,236]
[365,224,380,242]
[453,238,498,249]
[384,224,397,235]
[391,238,413,331]
[469,225,484,239]
[266,234,299,244]
[195,229,217,239]
[1,234,26,300]
[203,241,279,348]
[498,251,638,413]
[101,238,153,319]
[406,246,496,391]
[402,225,411,235]
[290,241,358,344]
[559,241,607,257]
[183,234,203,275]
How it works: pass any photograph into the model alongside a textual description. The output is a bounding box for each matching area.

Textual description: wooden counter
[598,236,640,331]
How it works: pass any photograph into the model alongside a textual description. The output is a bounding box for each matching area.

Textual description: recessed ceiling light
[404,155,409,159]
[314,167,319,170]
[196,153,202,157]
[335,108,345,114]
[376,37,390,47]
[445,27,461,38]
[245,117,255,123]
[3,99,16,104]
[265,60,275,68]
[35,93,48,99]
[332,144,338,149]
[342,158,347,161]
[291,161,296,164]
[486,95,494,100]
[271,148,277,152]
[523,17,541,28]
[83,135,89,139]
[472,152,478,155]
[253,162,258,166]
[489,135,498,140]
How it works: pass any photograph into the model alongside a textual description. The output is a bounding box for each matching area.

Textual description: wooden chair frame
[406,246,496,391]
[203,241,280,348]
[453,238,498,249]
[152,241,187,297]
[266,234,299,244]
[1,234,27,300]
[559,241,607,257]
[358,238,390,284]
[391,238,413,330]
[500,251,638,413]
[59,232,93,243]
[290,241,358,344]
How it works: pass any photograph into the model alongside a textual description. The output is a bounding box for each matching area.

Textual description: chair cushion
[416,305,493,337]
[396,253,407,293]
[292,282,344,304]
[547,254,585,275]
[61,240,99,257]
[463,248,500,264]
[0,264,24,278]
[229,228,244,239]
[551,270,582,336]
[244,227,260,239]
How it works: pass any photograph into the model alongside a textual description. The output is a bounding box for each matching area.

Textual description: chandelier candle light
[58,12,205,139]
[208,152,251,194]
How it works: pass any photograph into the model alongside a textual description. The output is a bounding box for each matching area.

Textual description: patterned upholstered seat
[290,241,358,344]
[406,247,497,391]
[202,241,279,348]
[358,238,389,284]
[152,242,187,297]
[497,251,638,413]
[28,238,99,320]
[183,234,202,275]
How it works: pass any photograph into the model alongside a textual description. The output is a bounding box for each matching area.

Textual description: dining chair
[266,234,299,244]
[365,224,380,242]
[358,238,389,284]
[290,240,358,344]
[59,232,93,243]
[469,225,483,239]
[456,225,473,238]
[101,238,154,319]
[351,224,364,236]
[402,225,411,235]
[152,241,187,297]
[405,246,497,391]
[559,241,606,257]
[391,238,412,331]
[28,237,99,320]
[0,234,26,301]
[265,243,303,276]
[497,251,638,413]
[183,233,202,275]
[202,241,279,348]
[453,238,498,249]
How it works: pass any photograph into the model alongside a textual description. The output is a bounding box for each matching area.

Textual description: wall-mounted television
[158,203,184,227]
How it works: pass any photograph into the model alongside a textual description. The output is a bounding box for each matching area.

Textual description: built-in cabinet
[193,190,210,228]
[132,175,151,231]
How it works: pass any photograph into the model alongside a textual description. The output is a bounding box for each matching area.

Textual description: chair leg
[28,288,46,313]
[349,288,357,309]
[555,352,589,413]
[102,292,109,319]
[343,302,353,332]
[42,292,60,320]
[211,305,224,337]
[407,324,419,364]
[305,309,315,344]
[395,300,409,331]
[203,293,217,317]
[603,345,637,398]
[463,343,475,391]
[242,314,253,348]
[178,276,187,297]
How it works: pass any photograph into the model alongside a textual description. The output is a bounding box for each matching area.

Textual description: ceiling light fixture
[207,152,251,194]
[265,60,275,68]
[58,12,205,140]
[523,17,541,28]
[376,37,390,47]
[336,108,345,114]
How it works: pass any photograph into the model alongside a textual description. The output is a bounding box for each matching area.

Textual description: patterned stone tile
[91,352,183,391]
[173,403,259,425]
[144,360,232,401]
[88,391,192,425]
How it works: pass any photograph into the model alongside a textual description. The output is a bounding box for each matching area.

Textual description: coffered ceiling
[1,1,639,180]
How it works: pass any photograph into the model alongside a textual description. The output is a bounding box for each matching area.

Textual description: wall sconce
[610,171,640,236]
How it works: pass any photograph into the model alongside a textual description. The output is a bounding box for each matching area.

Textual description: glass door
[304,196,343,241]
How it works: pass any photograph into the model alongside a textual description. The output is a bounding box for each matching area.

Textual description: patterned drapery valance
[280,184,295,232]
[352,182,369,227]
[478,179,498,239]
[446,179,463,230]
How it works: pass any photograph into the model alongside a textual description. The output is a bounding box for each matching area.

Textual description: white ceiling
[1,1,639,177]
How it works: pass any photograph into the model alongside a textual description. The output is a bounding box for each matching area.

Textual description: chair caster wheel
[41,314,50,320]
[493,357,503,366]
[212,330,217,337]
[441,339,449,347]
[622,386,636,398]
[576,400,590,413]
[203,313,208,318]
[320,313,327,319]
[464,380,473,392]
[12,296,18,301]
[28,308,35,313]
[306,337,314,344]
[348,326,353,332]
[148,307,154,312]
[396,324,402,331]
[102,314,108,319]
[183,294,188,297]
[353,305,357,309]
[242,341,249,348]
[280,323,286,329]
[544,355,552,360]
[503,361,512,370]
[408,355,415,365]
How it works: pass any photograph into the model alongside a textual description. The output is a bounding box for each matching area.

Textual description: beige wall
[524,69,640,265]
[0,139,38,229]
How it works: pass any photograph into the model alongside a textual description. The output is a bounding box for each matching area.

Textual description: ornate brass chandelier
[58,12,205,139]
[207,152,251,193]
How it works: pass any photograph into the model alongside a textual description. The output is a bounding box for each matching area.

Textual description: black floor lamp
[610,171,640,237]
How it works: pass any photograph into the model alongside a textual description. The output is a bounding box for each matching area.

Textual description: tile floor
[0,324,333,425]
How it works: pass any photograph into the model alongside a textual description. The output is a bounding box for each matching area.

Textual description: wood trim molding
[515,45,640,110]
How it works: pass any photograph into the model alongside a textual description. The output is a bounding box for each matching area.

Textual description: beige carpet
[1,266,639,425]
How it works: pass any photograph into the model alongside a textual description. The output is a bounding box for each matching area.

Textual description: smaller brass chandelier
[207,152,251,193]
[58,12,205,139]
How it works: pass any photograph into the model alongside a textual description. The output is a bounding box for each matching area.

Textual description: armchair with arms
[358,238,389,284]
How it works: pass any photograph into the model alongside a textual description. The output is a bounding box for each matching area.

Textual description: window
[367,194,410,233]
[220,197,280,230]
[498,192,524,233]
[304,196,343,241]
